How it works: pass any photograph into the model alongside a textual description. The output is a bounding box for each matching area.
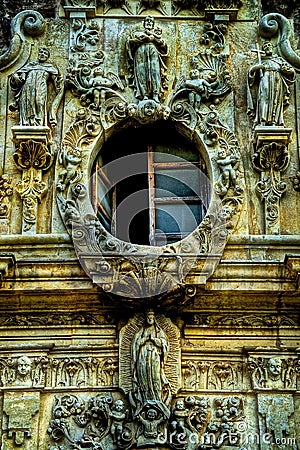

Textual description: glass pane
[97,173,111,218]
[153,142,199,163]
[155,169,200,198]
[156,204,201,234]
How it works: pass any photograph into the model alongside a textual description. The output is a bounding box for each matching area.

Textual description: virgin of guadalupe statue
[127,16,168,103]
[131,310,171,411]
[247,41,296,127]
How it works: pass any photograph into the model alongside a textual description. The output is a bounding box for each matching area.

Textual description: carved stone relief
[2,392,40,449]
[0,355,119,388]
[246,13,300,232]
[248,356,299,390]
[127,16,168,104]
[0,174,13,220]
[13,137,53,233]
[247,41,296,129]
[182,359,245,391]
[258,394,296,450]
[54,12,245,298]
[47,391,248,449]
[10,47,63,128]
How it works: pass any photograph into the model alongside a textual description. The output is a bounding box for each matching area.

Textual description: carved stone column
[252,127,291,235]
[12,127,53,234]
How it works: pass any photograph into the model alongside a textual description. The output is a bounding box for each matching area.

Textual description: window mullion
[148,145,155,246]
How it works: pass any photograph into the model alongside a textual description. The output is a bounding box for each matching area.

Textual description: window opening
[92,124,210,246]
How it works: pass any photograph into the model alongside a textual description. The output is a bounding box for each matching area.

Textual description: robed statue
[127,16,168,103]
[10,47,63,127]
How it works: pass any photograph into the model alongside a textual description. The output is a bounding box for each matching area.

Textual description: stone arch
[55,103,244,299]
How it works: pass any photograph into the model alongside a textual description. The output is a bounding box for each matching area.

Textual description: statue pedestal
[253,126,292,149]
[11,126,51,144]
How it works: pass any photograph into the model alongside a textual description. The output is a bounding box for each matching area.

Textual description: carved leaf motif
[14,140,53,170]
[252,142,289,173]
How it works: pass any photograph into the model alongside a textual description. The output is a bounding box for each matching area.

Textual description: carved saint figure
[127,16,168,102]
[131,310,170,409]
[247,41,296,127]
[10,48,62,127]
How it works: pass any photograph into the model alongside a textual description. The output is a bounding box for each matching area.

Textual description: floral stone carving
[14,139,53,232]
[252,132,291,235]
[0,174,13,219]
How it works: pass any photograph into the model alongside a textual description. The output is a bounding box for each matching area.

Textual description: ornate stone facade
[0,1,300,449]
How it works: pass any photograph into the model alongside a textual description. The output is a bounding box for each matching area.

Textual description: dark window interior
[92,122,210,246]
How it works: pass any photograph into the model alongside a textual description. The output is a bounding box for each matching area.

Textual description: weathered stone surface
[0,0,299,449]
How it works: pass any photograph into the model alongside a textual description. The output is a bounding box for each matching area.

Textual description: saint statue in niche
[131,309,171,413]
[10,47,63,127]
[247,41,296,128]
[127,16,168,103]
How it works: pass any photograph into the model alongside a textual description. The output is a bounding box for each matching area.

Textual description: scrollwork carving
[200,22,228,52]
[191,312,300,327]
[258,13,300,70]
[172,0,242,17]
[14,139,53,231]
[48,394,133,450]
[208,362,243,390]
[66,51,125,110]
[252,141,289,233]
[0,174,13,219]
[71,18,100,52]
[0,10,46,71]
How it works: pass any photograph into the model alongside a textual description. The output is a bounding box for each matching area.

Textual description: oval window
[92,123,211,246]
